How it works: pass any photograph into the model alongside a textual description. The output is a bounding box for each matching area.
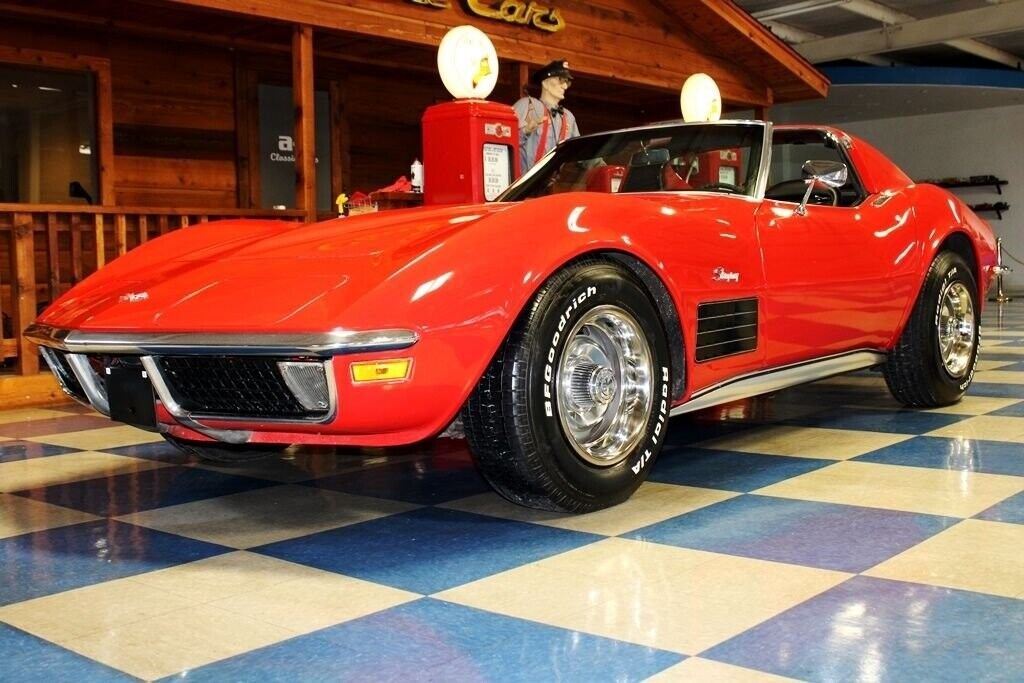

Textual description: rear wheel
[884,251,980,407]
[462,260,672,512]
[162,434,284,464]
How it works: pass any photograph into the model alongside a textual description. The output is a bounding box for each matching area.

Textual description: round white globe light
[437,25,499,100]
[680,73,722,123]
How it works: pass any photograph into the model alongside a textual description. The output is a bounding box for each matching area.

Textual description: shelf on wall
[922,177,1009,194]
[969,202,1010,220]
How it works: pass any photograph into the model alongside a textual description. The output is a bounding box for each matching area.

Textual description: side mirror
[796,160,848,216]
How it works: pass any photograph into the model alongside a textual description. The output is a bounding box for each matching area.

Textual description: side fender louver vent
[696,298,759,362]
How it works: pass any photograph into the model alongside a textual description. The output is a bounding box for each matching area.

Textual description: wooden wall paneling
[11,212,38,375]
[234,54,255,208]
[329,78,350,203]
[169,0,772,105]
[517,62,529,101]
[138,215,148,243]
[292,25,317,222]
[70,214,83,284]
[45,213,60,303]
[96,58,116,205]
[93,214,105,269]
[114,214,127,257]
[110,40,237,209]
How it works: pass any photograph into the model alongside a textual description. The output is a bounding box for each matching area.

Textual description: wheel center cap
[590,367,617,404]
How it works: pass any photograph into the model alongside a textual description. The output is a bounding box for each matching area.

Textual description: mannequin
[512,60,580,175]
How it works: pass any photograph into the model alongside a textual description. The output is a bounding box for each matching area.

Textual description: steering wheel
[815,185,839,206]
[698,182,743,194]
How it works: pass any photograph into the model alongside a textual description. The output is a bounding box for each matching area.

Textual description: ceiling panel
[733,0,1024,68]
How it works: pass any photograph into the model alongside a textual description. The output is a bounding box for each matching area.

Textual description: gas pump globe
[422,26,521,205]
[680,73,722,123]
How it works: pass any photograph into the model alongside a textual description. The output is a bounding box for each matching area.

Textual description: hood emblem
[119,291,149,303]
[712,267,740,283]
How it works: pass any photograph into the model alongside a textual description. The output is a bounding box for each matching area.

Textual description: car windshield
[499,122,765,202]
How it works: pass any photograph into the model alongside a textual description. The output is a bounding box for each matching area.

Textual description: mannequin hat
[531,60,573,85]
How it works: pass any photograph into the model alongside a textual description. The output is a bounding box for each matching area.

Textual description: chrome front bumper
[25,324,419,357]
[28,323,419,444]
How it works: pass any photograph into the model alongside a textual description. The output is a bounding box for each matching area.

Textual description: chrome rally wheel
[557,306,653,467]
[937,281,975,378]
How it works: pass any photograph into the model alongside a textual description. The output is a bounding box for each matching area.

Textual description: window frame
[766,129,868,209]
[0,46,114,206]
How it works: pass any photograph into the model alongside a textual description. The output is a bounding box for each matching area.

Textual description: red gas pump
[688,149,743,188]
[421,99,520,206]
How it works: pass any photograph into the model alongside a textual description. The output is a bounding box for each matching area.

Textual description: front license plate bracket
[106,366,159,431]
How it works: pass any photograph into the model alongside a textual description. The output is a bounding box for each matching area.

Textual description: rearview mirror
[796,160,848,216]
[629,148,670,167]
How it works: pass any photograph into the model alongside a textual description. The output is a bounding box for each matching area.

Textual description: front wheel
[462,260,673,513]
[884,251,980,407]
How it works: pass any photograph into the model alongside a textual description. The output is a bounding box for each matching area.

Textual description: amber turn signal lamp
[351,359,412,383]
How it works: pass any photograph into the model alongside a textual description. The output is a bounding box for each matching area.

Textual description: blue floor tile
[704,576,1024,682]
[979,354,1024,364]
[626,495,955,572]
[0,623,133,682]
[254,508,600,594]
[303,458,491,505]
[175,599,682,683]
[976,491,1024,525]
[992,401,1024,417]
[651,448,832,492]
[969,382,1024,399]
[0,440,76,462]
[0,520,228,605]
[855,436,1024,476]
[782,406,966,434]
[13,466,278,516]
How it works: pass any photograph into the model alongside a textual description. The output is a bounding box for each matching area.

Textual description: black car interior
[765,129,867,207]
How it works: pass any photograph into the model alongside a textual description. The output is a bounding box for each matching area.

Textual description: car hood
[40,203,513,332]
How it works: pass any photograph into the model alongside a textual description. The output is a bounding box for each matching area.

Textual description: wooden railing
[0,204,308,375]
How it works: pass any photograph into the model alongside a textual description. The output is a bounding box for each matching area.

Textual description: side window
[766,132,865,207]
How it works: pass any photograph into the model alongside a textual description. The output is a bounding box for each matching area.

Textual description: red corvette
[28,121,997,512]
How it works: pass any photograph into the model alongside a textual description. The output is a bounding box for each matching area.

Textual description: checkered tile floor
[2,303,1024,681]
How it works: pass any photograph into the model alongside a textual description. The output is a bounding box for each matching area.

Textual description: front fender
[331,194,680,442]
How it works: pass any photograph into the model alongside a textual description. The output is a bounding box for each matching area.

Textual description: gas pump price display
[483,143,512,201]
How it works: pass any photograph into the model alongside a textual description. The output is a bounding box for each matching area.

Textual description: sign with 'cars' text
[409,0,566,33]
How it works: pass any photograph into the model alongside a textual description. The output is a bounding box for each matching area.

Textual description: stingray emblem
[119,291,149,303]
[712,267,740,283]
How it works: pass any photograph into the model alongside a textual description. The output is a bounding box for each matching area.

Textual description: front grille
[157,356,330,419]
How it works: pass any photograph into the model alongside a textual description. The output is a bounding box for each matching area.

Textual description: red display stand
[422,99,520,206]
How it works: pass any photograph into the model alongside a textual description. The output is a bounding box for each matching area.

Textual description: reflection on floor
[2,303,1024,681]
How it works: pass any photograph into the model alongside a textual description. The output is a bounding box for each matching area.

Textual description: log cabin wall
[0,14,672,206]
